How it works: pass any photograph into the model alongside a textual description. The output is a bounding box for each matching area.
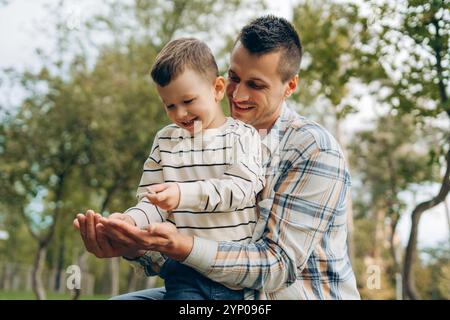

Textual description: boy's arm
[122,133,169,276]
[177,127,264,213]
[124,134,168,228]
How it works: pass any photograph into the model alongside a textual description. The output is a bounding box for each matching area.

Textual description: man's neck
[255,102,284,135]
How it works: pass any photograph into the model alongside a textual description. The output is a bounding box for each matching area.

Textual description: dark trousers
[159,259,244,300]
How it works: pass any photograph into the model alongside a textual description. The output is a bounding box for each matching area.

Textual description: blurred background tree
[361,0,449,299]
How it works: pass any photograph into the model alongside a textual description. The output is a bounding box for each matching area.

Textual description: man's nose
[232,83,249,102]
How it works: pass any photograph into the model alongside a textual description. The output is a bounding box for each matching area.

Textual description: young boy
[120,38,264,300]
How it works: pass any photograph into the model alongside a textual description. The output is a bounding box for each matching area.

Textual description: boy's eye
[166,104,175,109]
[183,98,194,104]
[229,76,239,83]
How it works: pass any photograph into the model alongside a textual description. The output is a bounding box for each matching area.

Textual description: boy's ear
[284,75,299,98]
[214,76,226,102]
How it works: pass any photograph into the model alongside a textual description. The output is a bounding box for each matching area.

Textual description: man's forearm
[182,236,296,292]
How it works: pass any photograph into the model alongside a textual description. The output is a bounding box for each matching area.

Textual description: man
[75,15,360,300]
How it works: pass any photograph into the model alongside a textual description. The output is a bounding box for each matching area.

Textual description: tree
[365,0,449,299]
[349,113,439,291]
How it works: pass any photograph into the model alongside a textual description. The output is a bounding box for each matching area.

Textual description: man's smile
[231,101,256,113]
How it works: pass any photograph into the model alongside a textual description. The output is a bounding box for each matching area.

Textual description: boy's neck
[206,109,227,129]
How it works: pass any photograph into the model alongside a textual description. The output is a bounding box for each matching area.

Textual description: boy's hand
[145,183,180,211]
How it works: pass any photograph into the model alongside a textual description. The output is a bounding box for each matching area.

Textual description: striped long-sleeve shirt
[130,104,360,300]
[125,116,264,244]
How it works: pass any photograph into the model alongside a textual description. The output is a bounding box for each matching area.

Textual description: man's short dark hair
[237,15,302,82]
[151,38,219,87]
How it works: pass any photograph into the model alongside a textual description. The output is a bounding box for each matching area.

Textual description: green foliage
[367,0,449,119]
[419,243,450,299]
[292,0,377,119]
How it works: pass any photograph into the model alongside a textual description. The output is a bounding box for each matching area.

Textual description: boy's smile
[156,68,225,133]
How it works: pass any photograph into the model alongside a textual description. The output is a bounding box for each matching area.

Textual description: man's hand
[73,210,145,259]
[145,183,180,211]
[99,219,193,262]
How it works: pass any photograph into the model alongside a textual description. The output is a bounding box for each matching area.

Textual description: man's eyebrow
[248,77,268,84]
[229,69,268,85]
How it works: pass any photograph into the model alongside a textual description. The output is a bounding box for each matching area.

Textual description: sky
[0,0,449,250]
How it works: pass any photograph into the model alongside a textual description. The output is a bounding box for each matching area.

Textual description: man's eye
[248,82,264,90]
[183,98,194,104]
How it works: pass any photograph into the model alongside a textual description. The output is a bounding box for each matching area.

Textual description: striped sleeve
[182,139,350,292]
[125,134,168,228]
[177,126,264,212]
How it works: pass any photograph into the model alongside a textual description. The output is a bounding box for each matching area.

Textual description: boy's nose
[175,108,189,119]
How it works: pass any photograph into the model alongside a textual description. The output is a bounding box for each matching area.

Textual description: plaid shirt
[132,103,360,300]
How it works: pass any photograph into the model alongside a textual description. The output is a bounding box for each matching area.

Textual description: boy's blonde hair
[151,38,219,87]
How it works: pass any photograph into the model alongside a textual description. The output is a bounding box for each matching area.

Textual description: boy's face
[226,42,297,131]
[157,68,225,133]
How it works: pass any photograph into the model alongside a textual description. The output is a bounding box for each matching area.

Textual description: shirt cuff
[182,236,217,274]
[177,182,205,210]
[124,209,148,229]
[124,251,166,277]
[124,201,164,229]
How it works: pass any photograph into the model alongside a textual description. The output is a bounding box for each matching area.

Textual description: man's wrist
[182,236,217,273]
[169,233,194,262]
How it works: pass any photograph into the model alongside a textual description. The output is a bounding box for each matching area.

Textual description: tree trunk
[373,206,386,264]
[403,151,450,300]
[126,267,138,293]
[54,234,65,293]
[146,276,157,289]
[32,243,47,300]
[388,212,401,273]
[443,196,450,242]
[110,257,120,297]
[72,250,89,300]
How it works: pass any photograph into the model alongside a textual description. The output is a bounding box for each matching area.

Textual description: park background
[0,0,448,300]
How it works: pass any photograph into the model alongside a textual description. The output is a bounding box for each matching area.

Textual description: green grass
[0,290,111,300]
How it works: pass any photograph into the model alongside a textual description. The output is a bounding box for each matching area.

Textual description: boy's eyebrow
[181,94,196,99]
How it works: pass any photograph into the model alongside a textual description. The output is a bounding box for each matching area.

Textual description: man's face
[226,42,290,131]
[157,68,224,133]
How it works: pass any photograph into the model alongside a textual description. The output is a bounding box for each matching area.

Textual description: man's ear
[284,75,299,98]
[214,76,226,102]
